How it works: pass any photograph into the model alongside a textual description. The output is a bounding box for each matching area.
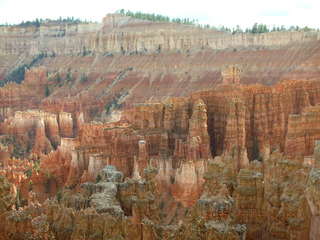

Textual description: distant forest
[116,9,318,34]
[0,17,91,27]
[0,10,318,34]
[116,9,198,25]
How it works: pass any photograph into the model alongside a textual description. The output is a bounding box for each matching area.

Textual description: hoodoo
[0,10,320,240]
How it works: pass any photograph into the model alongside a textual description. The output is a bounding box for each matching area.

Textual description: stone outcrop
[0,110,75,157]
[1,14,320,118]
[222,65,242,84]
[1,14,320,57]
[235,166,264,239]
[0,175,14,213]
[2,12,320,240]
[285,105,320,158]
[0,165,248,240]
[0,67,48,120]
[1,79,320,239]
[306,141,320,240]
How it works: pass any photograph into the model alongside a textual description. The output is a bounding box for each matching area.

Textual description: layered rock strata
[1,14,320,57]
[1,17,320,238]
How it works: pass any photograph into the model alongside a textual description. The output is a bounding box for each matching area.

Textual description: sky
[0,0,319,29]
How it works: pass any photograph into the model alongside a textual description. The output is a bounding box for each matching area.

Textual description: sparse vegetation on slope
[104,90,129,115]
[1,53,46,86]
[23,17,89,27]
[0,17,92,27]
[243,23,316,34]
[116,9,319,34]
[116,9,198,25]
[1,11,317,35]
[0,135,29,159]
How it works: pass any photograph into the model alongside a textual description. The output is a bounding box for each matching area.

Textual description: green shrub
[45,85,50,96]
[96,175,102,183]
[56,190,63,203]
[66,69,73,82]
[117,9,197,25]
[116,10,319,34]
[24,169,32,178]
[17,17,91,27]
[80,73,88,83]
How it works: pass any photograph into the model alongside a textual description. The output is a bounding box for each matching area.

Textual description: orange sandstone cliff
[1,13,320,240]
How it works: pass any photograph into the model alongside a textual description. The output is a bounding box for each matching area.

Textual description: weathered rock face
[0,23,100,56]
[235,166,264,239]
[190,158,246,240]
[285,105,320,158]
[191,80,320,163]
[0,175,14,214]
[1,165,248,240]
[2,79,320,239]
[0,67,48,120]
[1,15,320,120]
[0,175,15,240]
[2,12,320,240]
[306,141,320,240]
[222,65,242,84]
[0,109,75,156]
[263,153,312,240]
[1,14,320,57]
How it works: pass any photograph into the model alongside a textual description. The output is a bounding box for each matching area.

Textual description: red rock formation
[285,105,320,158]
[0,67,49,121]
[190,80,320,163]
[306,141,320,240]
[221,65,242,84]
[2,15,320,239]
[0,110,77,157]
[235,166,264,239]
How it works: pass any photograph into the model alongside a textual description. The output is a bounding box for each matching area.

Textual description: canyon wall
[1,13,320,240]
[1,79,320,239]
[1,14,320,57]
[1,14,320,119]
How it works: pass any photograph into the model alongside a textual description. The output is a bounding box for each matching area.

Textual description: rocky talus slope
[1,13,320,240]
